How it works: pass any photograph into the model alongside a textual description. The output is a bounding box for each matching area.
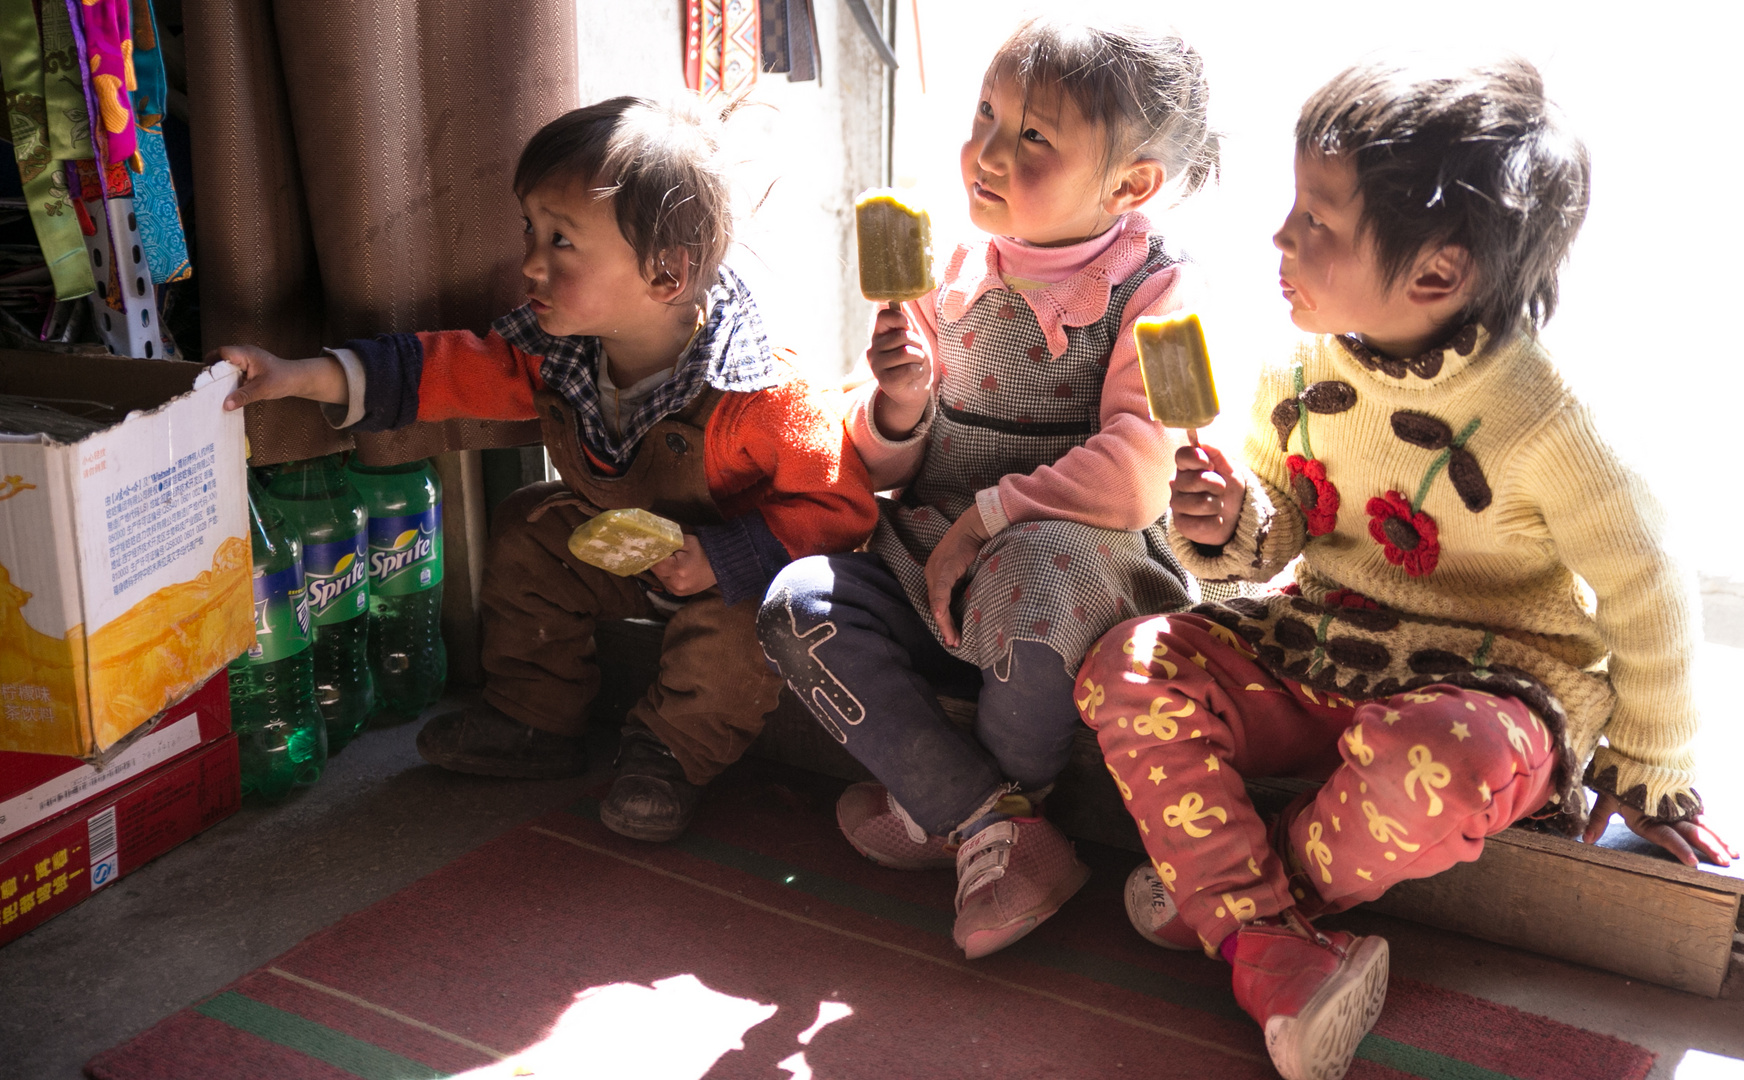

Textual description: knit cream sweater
[1171,326,1700,822]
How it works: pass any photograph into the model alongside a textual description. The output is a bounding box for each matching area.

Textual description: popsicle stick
[1186,427,1200,447]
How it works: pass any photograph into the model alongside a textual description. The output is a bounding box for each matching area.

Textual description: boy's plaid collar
[493,265,782,472]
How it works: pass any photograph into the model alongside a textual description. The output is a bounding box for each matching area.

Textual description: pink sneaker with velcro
[835,782,956,870]
[952,816,1091,959]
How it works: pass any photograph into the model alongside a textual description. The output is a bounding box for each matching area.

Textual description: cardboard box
[0,353,252,760]
[0,669,231,844]
[0,734,239,947]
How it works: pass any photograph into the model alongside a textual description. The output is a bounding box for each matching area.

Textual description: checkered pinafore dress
[869,235,1195,675]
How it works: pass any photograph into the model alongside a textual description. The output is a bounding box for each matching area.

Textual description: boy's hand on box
[925,505,991,648]
[1581,792,1738,868]
[867,305,934,440]
[649,534,717,597]
[215,345,348,412]
[1170,443,1245,547]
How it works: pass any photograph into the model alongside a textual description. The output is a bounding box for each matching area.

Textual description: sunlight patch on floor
[455,975,852,1080]
[1676,1050,1744,1079]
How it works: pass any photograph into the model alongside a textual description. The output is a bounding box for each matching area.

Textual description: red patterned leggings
[1078,614,1557,952]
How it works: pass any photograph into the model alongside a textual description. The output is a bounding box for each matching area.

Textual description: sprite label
[303,535,370,625]
[366,507,444,596]
[247,563,313,663]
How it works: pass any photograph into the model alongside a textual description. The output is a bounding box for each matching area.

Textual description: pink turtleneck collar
[989,217,1128,285]
[939,211,1157,361]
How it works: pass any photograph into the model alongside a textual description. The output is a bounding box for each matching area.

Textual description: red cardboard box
[0,670,232,844]
[0,734,239,947]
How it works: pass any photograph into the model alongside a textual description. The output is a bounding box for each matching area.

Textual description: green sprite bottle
[349,458,447,719]
[229,468,328,801]
[267,455,374,753]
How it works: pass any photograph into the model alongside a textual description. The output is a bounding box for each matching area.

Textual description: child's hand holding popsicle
[857,189,936,441]
[1133,312,1246,548]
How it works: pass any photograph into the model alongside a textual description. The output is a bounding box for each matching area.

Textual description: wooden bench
[595,618,1744,997]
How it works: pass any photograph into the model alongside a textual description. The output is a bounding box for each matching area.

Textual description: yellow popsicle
[855,189,935,304]
[567,509,684,577]
[1133,312,1219,444]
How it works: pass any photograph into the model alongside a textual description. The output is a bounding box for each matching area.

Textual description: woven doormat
[87,766,1654,1080]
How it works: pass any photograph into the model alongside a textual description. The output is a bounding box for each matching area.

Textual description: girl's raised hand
[867,304,934,440]
[925,504,992,648]
[215,345,348,412]
[1170,443,1245,547]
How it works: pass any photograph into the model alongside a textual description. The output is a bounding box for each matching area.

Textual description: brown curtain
[184,0,575,465]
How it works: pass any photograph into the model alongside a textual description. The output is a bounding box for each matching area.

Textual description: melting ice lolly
[567,508,684,577]
[1133,311,1219,446]
[855,188,935,309]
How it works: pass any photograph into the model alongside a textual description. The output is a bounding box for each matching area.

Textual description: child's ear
[647,250,691,303]
[1406,244,1474,309]
[1104,160,1166,215]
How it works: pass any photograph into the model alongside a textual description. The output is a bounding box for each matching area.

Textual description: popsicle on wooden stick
[855,188,935,309]
[567,508,684,577]
[1133,311,1219,446]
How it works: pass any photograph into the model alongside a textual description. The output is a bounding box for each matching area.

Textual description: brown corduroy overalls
[477,389,785,785]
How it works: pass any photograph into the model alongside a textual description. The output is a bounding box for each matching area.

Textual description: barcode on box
[88,807,119,891]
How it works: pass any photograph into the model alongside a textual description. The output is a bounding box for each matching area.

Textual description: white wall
[575,0,891,379]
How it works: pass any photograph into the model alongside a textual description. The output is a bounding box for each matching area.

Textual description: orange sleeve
[412,330,547,423]
[704,372,878,559]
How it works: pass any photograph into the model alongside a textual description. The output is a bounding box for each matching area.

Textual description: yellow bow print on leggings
[1076,678,1106,721]
[1303,821,1334,882]
[1152,859,1178,893]
[1162,792,1227,837]
[1403,745,1451,817]
[1343,724,1375,766]
[1135,695,1195,741]
[1105,763,1134,802]
[1495,710,1532,756]
[1124,636,1177,677]
[1362,800,1421,852]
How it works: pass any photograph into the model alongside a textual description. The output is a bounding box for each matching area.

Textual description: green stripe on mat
[564,799,1521,1080]
[195,991,449,1080]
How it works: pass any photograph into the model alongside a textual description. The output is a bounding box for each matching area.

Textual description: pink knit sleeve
[992,266,1189,531]
[844,291,941,491]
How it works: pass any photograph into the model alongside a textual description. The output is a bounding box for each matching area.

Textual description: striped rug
[87,765,1654,1080]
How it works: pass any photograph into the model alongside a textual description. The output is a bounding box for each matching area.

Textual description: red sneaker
[836,782,956,870]
[1229,910,1389,1080]
[952,817,1090,959]
[1123,862,1200,951]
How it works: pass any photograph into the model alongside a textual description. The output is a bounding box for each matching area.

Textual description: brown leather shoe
[599,724,703,842]
[415,703,589,779]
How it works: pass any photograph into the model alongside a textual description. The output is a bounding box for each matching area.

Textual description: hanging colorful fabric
[77,0,141,172]
[0,0,95,300]
[719,0,758,98]
[125,0,189,283]
[40,0,93,160]
[699,0,723,97]
[683,0,702,90]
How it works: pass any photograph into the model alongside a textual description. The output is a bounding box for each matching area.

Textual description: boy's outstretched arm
[216,345,349,412]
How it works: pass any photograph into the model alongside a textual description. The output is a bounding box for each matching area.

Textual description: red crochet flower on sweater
[1321,588,1381,610]
[1366,491,1439,577]
[1286,454,1340,536]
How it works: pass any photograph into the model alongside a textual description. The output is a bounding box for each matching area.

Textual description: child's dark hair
[514,96,731,305]
[1296,57,1589,342]
[990,17,1219,199]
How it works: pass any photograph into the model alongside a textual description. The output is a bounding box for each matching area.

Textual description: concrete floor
[4,633,1743,1078]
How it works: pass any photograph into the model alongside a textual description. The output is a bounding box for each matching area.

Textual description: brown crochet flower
[1285,454,1340,536]
[1366,490,1439,576]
